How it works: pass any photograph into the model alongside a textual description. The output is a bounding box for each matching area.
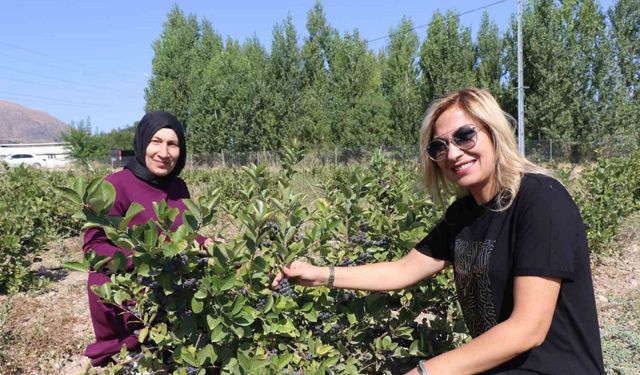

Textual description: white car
[2,153,48,168]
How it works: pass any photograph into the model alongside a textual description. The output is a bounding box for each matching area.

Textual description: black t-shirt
[416,174,605,374]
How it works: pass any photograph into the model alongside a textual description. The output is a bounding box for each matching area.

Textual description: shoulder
[104,168,135,187]
[516,173,578,215]
[518,174,572,200]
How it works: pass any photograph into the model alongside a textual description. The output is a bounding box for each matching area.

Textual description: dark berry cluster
[181,278,199,290]
[337,290,356,306]
[349,233,392,250]
[178,309,193,319]
[427,329,449,346]
[349,232,373,248]
[358,219,373,232]
[118,363,138,375]
[275,278,296,298]
[258,239,273,248]
[355,252,374,265]
[311,323,324,336]
[328,322,343,335]
[197,256,209,268]
[163,253,188,272]
[304,352,313,360]
[137,276,153,287]
[377,235,392,249]
[255,297,266,310]
[317,311,331,321]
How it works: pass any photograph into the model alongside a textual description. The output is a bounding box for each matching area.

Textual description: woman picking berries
[273,88,604,374]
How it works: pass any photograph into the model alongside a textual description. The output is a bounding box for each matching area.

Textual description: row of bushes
[1,148,637,295]
[0,166,81,293]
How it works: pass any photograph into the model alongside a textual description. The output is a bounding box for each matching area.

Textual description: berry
[275,278,297,298]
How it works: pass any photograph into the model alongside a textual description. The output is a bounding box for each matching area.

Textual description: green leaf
[197,344,217,366]
[232,311,255,327]
[137,327,149,343]
[121,202,144,228]
[210,324,226,343]
[194,288,208,300]
[206,315,221,330]
[62,261,88,272]
[53,186,83,206]
[316,344,334,355]
[191,296,204,314]
[182,199,202,222]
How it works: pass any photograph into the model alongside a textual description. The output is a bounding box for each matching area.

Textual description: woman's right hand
[271,260,329,288]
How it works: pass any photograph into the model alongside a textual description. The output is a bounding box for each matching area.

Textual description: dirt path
[1,216,639,375]
[0,238,92,375]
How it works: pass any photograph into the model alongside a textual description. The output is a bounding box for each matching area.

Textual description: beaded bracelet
[417,360,431,375]
[327,266,335,288]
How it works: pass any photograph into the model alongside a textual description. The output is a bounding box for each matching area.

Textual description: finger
[271,272,283,288]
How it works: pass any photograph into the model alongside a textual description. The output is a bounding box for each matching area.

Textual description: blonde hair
[418,87,549,210]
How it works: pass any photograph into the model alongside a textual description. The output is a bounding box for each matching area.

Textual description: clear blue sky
[0,0,614,133]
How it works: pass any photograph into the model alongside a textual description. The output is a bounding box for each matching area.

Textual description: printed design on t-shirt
[453,238,497,337]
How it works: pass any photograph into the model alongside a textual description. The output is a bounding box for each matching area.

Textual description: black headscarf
[124,111,187,187]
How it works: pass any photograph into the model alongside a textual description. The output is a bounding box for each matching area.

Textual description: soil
[0,216,639,375]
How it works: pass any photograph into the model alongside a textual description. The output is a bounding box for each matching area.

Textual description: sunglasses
[426,125,479,162]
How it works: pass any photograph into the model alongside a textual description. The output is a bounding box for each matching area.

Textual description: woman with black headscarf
[82,112,213,366]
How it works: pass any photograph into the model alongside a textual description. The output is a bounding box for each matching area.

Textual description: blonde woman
[273,88,604,374]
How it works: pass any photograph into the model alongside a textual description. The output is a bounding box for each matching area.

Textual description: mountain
[0,100,70,143]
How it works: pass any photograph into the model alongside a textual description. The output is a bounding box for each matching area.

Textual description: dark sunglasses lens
[427,140,447,160]
[453,126,477,149]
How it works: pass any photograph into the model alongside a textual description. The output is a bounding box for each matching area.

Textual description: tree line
[142,0,638,154]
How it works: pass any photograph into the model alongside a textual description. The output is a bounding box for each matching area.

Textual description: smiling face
[145,128,180,177]
[432,105,497,204]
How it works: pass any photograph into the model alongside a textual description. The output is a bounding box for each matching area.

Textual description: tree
[381,17,422,145]
[298,2,336,146]
[475,11,504,101]
[62,118,103,161]
[504,0,571,139]
[95,125,137,151]
[265,15,304,148]
[329,31,391,147]
[504,0,616,141]
[419,10,476,104]
[608,0,640,137]
[145,6,200,131]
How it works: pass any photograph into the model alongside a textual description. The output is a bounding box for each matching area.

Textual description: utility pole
[517,0,525,156]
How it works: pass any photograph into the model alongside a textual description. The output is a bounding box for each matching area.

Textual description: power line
[0,75,141,102]
[0,41,139,83]
[0,65,119,92]
[365,0,509,44]
[0,90,140,111]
